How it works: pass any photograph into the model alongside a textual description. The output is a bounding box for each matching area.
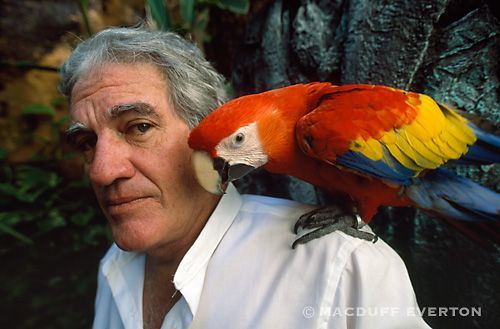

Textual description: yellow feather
[411,95,446,137]
[379,129,397,144]
[411,129,448,159]
[439,130,468,158]
[399,97,476,164]
[395,131,441,168]
[385,143,422,172]
[439,103,477,142]
[447,122,476,145]
[433,134,462,158]
[350,137,383,161]
[403,131,445,167]
[402,119,432,141]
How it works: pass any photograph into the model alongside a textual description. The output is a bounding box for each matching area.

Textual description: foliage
[0,178,109,328]
[0,104,110,328]
[1,98,109,246]
[0,161,109,247]
[20,97,70,162]
[147,0,171,31]
[78,0,93,36]
[146,0,249,43]
[0,162,109,327]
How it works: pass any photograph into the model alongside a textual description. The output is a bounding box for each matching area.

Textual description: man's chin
[112,235,150,252]
[109,223,154,252]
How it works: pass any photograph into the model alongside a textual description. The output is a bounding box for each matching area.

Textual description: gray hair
[59,27,228,128]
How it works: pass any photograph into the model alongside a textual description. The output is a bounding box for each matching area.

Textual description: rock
[228,1,499,328]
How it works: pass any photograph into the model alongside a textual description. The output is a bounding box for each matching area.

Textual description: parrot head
[188,94,276,195]
[188,83,333,195]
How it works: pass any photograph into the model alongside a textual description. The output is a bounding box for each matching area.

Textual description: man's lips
[106,196,149,206]
[104,196,153,214]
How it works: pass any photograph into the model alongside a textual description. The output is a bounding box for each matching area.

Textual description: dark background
[0,0,498,328]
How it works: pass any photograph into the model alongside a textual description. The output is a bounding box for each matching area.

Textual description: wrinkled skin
[69,62,220,256]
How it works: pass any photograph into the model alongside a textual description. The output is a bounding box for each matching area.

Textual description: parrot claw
[292,206,378,248]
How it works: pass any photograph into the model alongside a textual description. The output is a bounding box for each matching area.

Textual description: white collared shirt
[93,185,430,329]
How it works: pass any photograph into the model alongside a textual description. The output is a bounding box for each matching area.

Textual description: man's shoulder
[239,193,317,222]
[204,194,415,326]
[232,195,402,266]
[225,193,402,267]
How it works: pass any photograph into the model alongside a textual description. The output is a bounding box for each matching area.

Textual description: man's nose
[87,134,135,186]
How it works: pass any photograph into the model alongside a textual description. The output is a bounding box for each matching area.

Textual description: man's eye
[69,134,97,153]
[129,122,153,135]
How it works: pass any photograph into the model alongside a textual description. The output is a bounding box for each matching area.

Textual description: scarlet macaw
[188,83,500,246]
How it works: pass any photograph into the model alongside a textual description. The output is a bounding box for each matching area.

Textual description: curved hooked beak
[191,151,256,195]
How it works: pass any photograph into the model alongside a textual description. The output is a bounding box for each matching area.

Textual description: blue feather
[336,150,416,185]
[454,123,500,165]
[406,168,499,222]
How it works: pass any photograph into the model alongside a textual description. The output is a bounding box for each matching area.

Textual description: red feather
[189,82,499,227]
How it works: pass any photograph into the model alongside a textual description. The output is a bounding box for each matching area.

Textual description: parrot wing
[296,84,477,185]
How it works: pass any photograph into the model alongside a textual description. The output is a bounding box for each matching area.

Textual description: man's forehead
[71,62,166,104]
[70,64,168,112]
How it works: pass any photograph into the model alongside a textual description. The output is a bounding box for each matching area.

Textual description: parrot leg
[292,206,378,248]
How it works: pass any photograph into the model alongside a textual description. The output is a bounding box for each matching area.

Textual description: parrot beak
[192,151,225,195]
[191,150,256,195]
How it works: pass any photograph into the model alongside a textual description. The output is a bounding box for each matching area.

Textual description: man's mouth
[107,196,147,206]
[104,196,152,214]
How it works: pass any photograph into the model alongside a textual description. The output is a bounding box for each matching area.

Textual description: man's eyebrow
[107,102,161,120]
[66,122,88,135]
[65,103,160,144]
[65,122,91,145]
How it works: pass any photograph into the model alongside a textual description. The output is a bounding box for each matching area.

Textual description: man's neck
[142,192,221,329]
[143,255,181,329]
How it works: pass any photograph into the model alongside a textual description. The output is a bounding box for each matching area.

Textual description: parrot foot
[292,206,378,248]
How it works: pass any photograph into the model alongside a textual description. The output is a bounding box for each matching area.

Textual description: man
[60,27,430,329]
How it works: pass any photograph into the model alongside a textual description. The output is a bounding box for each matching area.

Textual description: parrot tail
[456,123,500,165]
[406,168,499,222]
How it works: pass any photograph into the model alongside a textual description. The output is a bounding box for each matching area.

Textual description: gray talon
[292,206,378,248]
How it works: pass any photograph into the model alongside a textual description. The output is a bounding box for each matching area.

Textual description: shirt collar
[101,245,145,328]
[99,184,242,324]
[173,183,242,315]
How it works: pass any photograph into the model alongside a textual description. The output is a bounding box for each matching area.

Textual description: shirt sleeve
[327,238,432,329]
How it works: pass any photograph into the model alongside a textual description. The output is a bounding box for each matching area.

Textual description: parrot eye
[235,133,244,142]
[232,132,245,147]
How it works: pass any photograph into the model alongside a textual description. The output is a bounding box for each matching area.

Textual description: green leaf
[22,103,56,117]
[146,0,171,31]
[70,209,95,226]
[11,166,61,203]
[78,0,93,36]
[0,221,34,244]
[54,114,70,126]
[38,209,66,232]
[51,96,67,108]
[180,0,196,26]
[215,0,249,14]
[195,7,210,31]
[0,183,22,200]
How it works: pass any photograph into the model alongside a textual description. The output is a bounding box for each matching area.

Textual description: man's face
[69,62,217,252]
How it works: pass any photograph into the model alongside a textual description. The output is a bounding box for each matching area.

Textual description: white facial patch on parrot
[215,122,269,169]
